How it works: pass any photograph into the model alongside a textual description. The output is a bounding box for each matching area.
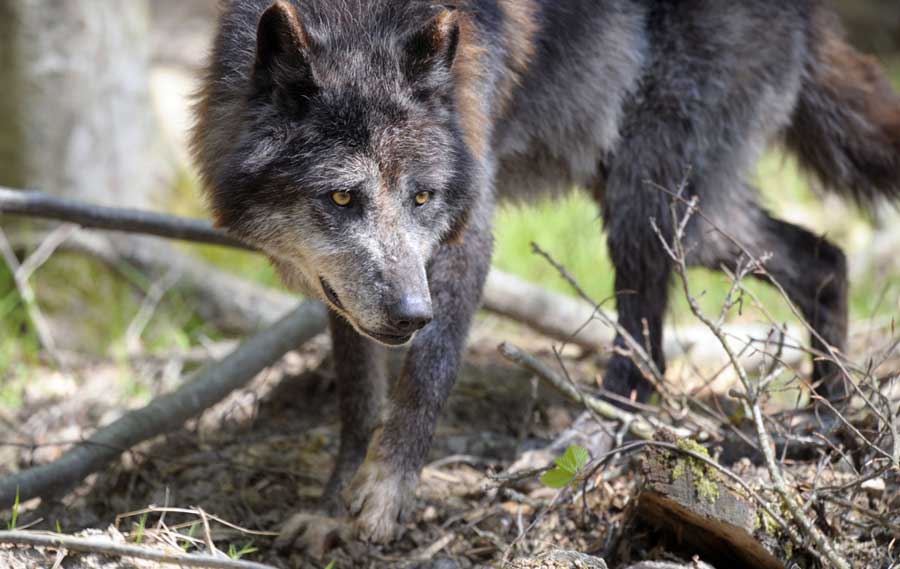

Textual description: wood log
[636,434,784,569]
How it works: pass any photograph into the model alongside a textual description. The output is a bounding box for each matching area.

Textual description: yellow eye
[415,191,431,206]
[331,191,352,207]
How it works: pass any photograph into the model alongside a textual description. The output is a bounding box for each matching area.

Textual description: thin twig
[0,530,274,569]
[499,342,655,440]
[530,242,673,404]
[652,187,853,569]
[0,226,62,365]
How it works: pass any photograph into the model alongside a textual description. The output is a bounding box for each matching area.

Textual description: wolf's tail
[785,11,900,206]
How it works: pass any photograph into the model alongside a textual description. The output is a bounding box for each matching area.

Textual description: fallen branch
[0,530,275,569]
[0,187,251,251]
[0,301,328,508]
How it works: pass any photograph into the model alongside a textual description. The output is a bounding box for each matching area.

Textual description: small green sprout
[133,512,149,544]
[540,445,590,489]
[180,522,199,552]
[228,542,259,560]
[7,488,19,530]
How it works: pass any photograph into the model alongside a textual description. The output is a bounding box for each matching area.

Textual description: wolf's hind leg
[686,199,849,402]
[276,312,386,555]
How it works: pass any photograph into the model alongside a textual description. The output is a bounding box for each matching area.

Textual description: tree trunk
[0,0,167,208]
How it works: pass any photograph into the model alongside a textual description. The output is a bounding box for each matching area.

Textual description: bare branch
[651,187,853,569]
[0,301,328,508]
[0,188,252,251]
[0,530,275,569]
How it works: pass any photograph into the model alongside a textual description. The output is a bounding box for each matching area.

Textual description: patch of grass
[494,151,898,325]
[25,252,216,355]
[227,541,258,560]
[133,512,148,544]
[0,263,41,409]
[180,522,200,552]
[7,488,19,530]
[167,166,282,287]
[0,249,227,411]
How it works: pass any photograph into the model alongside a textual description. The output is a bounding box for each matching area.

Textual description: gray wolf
[192,0,900,547]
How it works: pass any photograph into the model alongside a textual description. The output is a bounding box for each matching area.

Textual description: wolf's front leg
[345,221,493,544]
[277,312,386,555]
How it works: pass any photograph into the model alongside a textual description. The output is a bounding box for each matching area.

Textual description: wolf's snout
[386,296,433,334]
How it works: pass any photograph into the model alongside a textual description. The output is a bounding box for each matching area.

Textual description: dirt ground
[0,321,610,568]
[2,315,898,569]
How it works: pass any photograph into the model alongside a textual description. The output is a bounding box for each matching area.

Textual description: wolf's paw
[274,512,347,559]
[343,458,417,544]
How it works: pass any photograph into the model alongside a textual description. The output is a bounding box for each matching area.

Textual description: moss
[756,509,778,536]
[671,438,720,504]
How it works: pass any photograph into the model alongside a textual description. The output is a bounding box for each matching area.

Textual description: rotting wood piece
[635,432,784,569]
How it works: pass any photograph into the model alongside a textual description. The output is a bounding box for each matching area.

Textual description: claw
[275,513,346,559]
[343,458,417,544]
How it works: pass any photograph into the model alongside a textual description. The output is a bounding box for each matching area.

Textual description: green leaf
[540,468,574,489]
[555,445,590,475]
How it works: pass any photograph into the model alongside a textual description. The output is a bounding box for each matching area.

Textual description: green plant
[133,512,149,544]
[6,487,19,530]
[540,445,590,489]
[180,523,199,552]
[228,541,258,560]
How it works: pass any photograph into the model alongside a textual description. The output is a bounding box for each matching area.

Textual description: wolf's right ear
[254,1,316,99]
[405,7,461,80]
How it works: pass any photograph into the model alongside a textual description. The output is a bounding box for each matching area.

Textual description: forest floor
[1,2,898,567]
[1,316,898,569]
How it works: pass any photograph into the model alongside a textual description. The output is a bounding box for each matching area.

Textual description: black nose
[387,296,433,333]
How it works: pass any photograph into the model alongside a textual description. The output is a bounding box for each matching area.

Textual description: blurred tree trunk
[0,0,168,209]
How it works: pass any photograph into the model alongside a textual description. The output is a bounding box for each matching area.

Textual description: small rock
[861,478,886,496]
[411,558,462,569]
[508,550,608,569]
[624,563,716,569]
[422,505,439,522]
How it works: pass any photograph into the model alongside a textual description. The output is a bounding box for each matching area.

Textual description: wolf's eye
[414,191,431,206]
[331,191,352,207]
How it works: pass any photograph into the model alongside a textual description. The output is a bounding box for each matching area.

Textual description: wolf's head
[199,0,478,346]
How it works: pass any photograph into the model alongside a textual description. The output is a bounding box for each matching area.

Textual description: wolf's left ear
[254,1,316,97]
[405,7,461,78]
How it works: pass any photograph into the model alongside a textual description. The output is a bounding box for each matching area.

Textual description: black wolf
[192,0,900,546]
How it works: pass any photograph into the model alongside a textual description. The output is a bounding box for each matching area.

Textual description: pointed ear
[254,1,315,96]
[405,8,461,79]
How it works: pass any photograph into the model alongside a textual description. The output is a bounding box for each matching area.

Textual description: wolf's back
[786,9,900,206]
